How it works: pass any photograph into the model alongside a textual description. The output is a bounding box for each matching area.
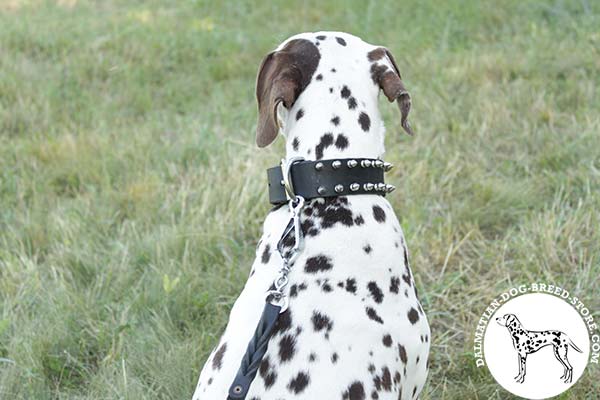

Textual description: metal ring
[275,275,288,291]
[281,156,305,200]
[266,290,289,313]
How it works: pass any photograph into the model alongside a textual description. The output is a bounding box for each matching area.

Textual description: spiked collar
[267,157,394,205]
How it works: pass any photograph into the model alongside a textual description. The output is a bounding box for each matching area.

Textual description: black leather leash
[227,157,393,399]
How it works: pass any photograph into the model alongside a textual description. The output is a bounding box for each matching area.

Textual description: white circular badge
[484,293,590,399]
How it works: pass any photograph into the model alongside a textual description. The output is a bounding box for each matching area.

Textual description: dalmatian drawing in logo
[495,313,583,384]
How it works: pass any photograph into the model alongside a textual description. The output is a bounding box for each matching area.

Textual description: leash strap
[226,302,282,399]
[227,191,305,399]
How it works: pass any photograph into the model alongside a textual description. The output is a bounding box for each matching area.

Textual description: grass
[0,0,599,398]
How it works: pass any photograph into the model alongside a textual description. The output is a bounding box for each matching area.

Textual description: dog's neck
[280,78,386,161]
[506,321,524,338]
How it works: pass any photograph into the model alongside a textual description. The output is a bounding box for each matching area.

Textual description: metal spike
[350,183,360,192]
[315,162,324,171]
[383,162,393,172]
[364,183,374,191]
[332,160,342,169]
[334,184,344,193]
[385,184,396,193]
[317,186,326,195]
[280,180,285,186]
[361,160,372,168]
[374,160,384,168]
[347,159,358,168]
[376,183,386,191]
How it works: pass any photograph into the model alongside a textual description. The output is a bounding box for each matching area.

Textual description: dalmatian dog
[193,31,430,400]
[496,314,583,384]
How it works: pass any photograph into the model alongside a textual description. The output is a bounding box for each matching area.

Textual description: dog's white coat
[193,32,430,400]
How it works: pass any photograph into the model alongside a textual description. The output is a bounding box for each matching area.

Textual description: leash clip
[281,156,304,201]
[267,194,305,314]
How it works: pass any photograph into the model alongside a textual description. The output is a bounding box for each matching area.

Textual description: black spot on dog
[315,132,334,160]
[273,309,293,335]
[394,371,401,384]
[408,307,420,324]
[305,255,333,273]
[259,356,277,388]
[348,97,357,109]
[331,68,337,73]
[331,352,339,363]
[329,87,334,93]
[354,215,365,225]
[372,205,386,223]
[296,109,304,120]
[292,137,300,151]
[309,353,317,362]
[342,381,365,400]
[312,311,333,334]
[261,244,271,264]
[398,344,408,364]
[305,197,356,231]
[341,85,351,99]
[335,134,349,150]
[363,244,372,254]
[288,371,310,394]
[316,35,326,40]
[279,334,297,362]
[373,366,392,391]
[402,270,412,287]
[301,216,316,231]
[382,334,393,347]
[345,278,357,294]
[301,218,320,237]
[390,276,400,294]
[366,307,384,324]
[403,244,411,269]
[331,115,340,126]
[367,282,384,303]
[212,342,227,370]
[316,74,323,81]
[358,112,371,131]
[336,37,347,46]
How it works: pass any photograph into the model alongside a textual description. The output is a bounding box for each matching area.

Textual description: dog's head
[255,32,413,158]
[496,314,520,328]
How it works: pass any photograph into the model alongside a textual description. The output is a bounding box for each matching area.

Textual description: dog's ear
[255,39,320,147]
[255,51,295,148]
[370,47,414,136]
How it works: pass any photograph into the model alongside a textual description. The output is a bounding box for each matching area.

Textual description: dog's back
[193,32,430,400]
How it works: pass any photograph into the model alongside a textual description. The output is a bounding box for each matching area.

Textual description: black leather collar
[267,158,394,205]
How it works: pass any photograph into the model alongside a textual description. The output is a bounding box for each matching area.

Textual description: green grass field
[1,0,599,398]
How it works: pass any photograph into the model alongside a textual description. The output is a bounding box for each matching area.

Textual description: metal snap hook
[281,156,305,200]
